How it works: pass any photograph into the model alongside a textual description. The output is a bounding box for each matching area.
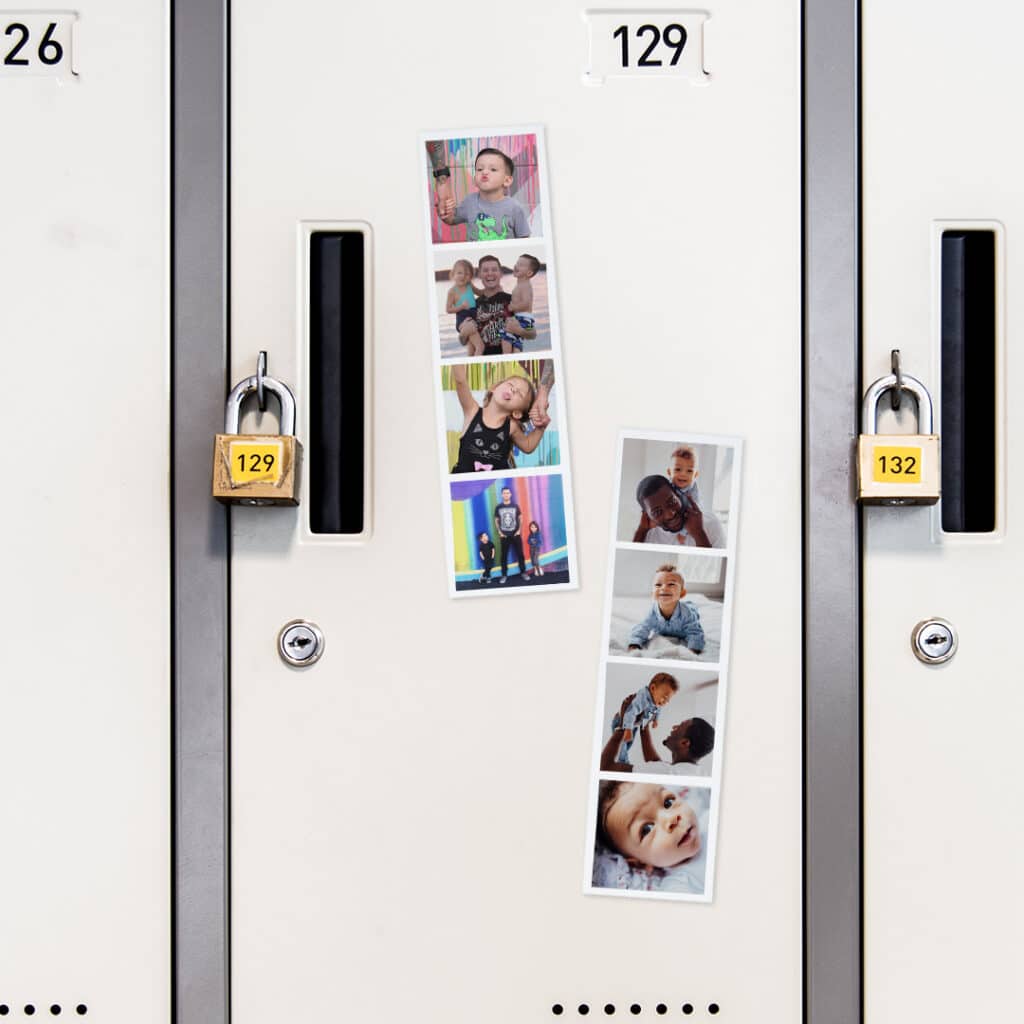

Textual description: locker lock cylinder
[278,620,325,667]
[911,618,957,665]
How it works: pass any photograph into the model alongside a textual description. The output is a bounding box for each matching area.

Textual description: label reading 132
[229,441,283,484]
[873,446,922,484]
[584,10,708,84]
[0,13,76,77]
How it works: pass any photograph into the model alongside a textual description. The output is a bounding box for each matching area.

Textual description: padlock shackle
[225,374,296,435]
[861,372,933,434]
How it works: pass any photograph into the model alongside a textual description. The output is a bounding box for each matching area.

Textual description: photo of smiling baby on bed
[608,550,726,663]
[590,782,711,896]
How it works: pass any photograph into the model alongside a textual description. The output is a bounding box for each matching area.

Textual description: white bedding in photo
[608,594,722,663]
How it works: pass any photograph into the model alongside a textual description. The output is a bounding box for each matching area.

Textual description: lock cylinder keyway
[211,361,302,506]
[857,371,940,505]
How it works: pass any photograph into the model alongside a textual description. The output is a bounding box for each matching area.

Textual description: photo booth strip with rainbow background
[422,126,578,598]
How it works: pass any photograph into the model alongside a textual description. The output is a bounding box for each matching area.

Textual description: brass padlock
[212,369,302,506]
[857,372,939,505]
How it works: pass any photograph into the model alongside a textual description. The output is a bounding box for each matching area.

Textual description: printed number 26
[4,22,63,66]
[613,23,688,68]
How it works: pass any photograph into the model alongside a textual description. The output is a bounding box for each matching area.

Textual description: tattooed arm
[530,360,555,428]
[427,140,455,220]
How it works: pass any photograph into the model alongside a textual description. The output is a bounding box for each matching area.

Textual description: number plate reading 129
[0,13,75,78]
[229,441,283,484]
[872,446,921,484]
[584,10,708,84]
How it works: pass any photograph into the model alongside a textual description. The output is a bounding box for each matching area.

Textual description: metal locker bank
[0,0,1016,1022]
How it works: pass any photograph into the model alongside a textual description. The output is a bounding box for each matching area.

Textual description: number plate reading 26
[584,10,708,84]
[873,446,922,484]
[229,441,283,485]
[0,13,76,78]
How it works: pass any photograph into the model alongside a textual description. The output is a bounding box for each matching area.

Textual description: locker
[227,1,802,1020]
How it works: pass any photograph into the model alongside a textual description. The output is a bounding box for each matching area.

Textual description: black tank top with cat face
[452,407,514,473]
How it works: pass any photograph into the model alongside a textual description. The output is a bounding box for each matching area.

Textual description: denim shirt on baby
[629,600,705,653]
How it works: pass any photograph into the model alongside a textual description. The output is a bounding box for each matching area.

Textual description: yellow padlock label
[872,445,922,484]
[228,441,283,484]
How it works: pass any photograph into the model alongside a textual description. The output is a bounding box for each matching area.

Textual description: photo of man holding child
[433,246,552,359]
[599,664,718,778]
[617,438,735,549]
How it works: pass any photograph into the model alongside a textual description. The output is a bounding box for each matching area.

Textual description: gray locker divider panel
[173,1,230,1022]
[803,0,862,1022]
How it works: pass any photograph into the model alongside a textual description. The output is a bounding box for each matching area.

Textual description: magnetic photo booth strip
[585,431,742,902]
[422,126,578,599]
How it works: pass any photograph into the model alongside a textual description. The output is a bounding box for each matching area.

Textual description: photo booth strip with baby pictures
[584,430,743,902]
[422,128,577,599]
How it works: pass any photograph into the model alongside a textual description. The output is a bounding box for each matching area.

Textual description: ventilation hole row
[0,1006,87,1017]
[551,1004,720,1016]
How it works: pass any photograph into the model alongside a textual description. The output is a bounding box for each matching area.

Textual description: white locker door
[0,3,170,1022]
[230,2,803,1021]
[863,1,1024,1018]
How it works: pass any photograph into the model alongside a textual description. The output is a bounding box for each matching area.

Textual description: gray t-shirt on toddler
[454,193,530,241]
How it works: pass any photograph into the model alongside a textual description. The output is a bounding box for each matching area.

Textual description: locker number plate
[0,12,75,78]
[872,446,922,483]
[229,441,283,484]
[583,10,709,84]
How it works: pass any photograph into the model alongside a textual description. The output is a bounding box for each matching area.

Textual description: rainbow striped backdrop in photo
[450,474,568,579]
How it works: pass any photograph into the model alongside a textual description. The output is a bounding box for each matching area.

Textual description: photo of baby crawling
[599,665,718,778]
[449,474,570,591]
[433,247,551,359]
[608,550,726,663]
[590,782,711,897]
[442,359,560,474]
[425,134,542,244]
[617,437,736,549]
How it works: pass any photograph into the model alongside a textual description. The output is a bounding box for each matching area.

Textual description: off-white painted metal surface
[0,3,170,1021]
[231,1,802,1019]
[863,2,1022,1018]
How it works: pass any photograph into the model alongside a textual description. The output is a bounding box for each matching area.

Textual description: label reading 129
[0,14,75,77]
[873,446,922,484]
[229,441,283,484]
[584,11,708,84]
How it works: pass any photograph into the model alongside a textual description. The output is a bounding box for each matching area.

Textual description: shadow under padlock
[212,356,302,506]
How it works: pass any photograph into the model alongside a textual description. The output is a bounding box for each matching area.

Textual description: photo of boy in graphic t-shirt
[438,148,531,241]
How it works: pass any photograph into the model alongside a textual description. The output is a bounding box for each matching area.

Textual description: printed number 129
[612,23,688,68]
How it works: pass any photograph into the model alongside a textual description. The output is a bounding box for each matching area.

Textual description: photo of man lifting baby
[599,665,718,777]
